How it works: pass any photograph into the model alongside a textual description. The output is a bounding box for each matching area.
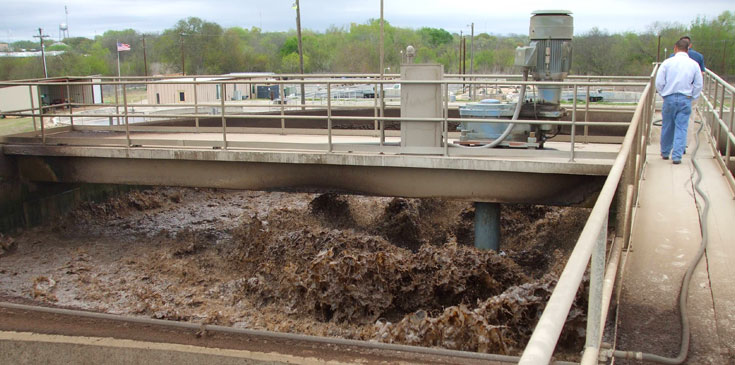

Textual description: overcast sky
[2,0,733,42]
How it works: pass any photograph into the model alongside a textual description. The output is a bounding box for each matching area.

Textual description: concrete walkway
[615,116,735,364]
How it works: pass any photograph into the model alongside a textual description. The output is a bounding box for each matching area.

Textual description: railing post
[569,85,577,162]
[584,85,590,143]
[710,79,717,132]
[717,87,726,150]
[66,80,74,129]
[122,80,130,147]
[704,75,710,110]
[632,83,645,188]
[220,82,227,150]
[585,215,607,353]
[327,82,332,152]
[643,78,655,171]
[279,80,285,134]
[193,77,199,133]
[36,86,45,144]
[374,82,379,136]
[28,85,37,132]
[380,80,385,146]
[114,78,121,125]
[727,92,735,169]
[712,82,720,150]
[648,76,657,145]
[444,82,449,156]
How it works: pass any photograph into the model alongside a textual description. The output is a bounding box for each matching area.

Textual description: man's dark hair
[676,38,690,51]
[679,36,692,42]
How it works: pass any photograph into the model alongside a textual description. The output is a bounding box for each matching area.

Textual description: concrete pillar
[400,63,443,149]
[474,202,500,251]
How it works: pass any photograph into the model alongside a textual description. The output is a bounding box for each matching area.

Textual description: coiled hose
[449,70,529,149]
[608,109,711,364]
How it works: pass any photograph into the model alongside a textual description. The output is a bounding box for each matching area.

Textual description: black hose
[609,110,710,364]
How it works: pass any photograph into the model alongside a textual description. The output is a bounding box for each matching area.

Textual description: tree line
[1,11,733,81]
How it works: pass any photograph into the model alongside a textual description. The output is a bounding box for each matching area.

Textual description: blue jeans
[661,93,692,161]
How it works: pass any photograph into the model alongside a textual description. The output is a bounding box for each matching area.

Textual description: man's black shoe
[673,160,681,165]
[662,155,669,160]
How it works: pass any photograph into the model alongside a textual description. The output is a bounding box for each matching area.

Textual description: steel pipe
[0,79,649,87]
[0,301,577,365]
[36,85,45,144]
[28,85,37,132]
[327,83,332,152]
[570,86,578,161]
[193,76,199,132]
[220,82,227,149]
[122,82,130,147]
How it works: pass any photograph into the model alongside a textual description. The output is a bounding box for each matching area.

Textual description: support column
[474,202,500,251]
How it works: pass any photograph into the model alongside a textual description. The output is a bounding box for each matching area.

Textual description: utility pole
[34,28,50,78]
[142,36,148,76]
[179,33,185,76]
[379,0,385,135]
[380,0,384,79]
[469,22,474,100]
[461,35,466,93]
[295,0,305,109]
[458,30,462,75]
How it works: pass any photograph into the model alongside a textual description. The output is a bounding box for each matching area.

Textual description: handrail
[700,69,735,197]
[705,69,735,93]
[0,73,652,82]
[519,64,658,364]
[0,79,649,87]
[2,73,647,163]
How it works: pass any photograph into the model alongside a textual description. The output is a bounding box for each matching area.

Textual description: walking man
[680,36,706,73]
[655,38,703,164]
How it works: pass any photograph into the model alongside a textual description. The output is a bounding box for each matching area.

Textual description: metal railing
[1,70,661,362]
[1,74,646,163]
[519,64,658,364]
[701,69,735,196]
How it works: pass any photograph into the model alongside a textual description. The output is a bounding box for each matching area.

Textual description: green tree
[690,11,735,76]
[3,11,735,81]
[419,27,453,47]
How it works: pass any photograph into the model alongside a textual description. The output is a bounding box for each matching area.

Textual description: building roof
[150,72,276,83]
[225,72,276,78]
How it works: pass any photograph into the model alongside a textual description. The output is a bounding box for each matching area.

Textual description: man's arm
[655,63,667,94]
[692,67,703,100]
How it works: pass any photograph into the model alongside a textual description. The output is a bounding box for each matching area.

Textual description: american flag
[117,42,131,52]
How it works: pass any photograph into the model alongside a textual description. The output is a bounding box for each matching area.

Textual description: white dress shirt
[655,52,703,99]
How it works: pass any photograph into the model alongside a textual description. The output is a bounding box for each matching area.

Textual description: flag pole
[116,40,121,78]
[115,40,121,125]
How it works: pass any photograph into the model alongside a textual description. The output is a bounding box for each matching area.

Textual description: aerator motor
[459,10,573,148]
